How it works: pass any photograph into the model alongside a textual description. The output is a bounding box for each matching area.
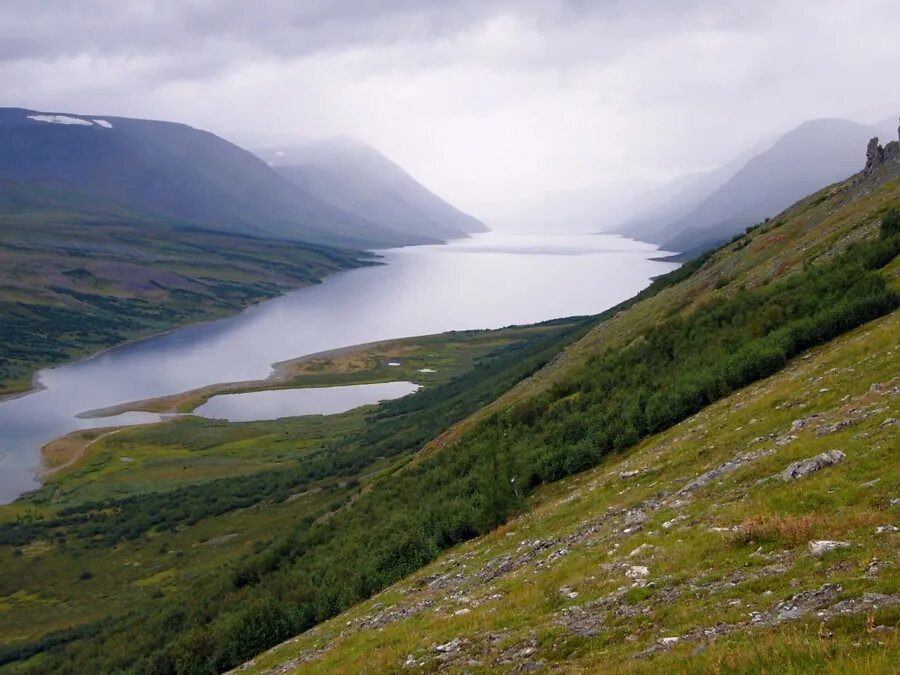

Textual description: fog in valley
[2,0,898,232]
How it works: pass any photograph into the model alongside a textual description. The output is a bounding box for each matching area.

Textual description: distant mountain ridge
[613,116,899,253]
[0,108,483,249]
[256,137,487,242]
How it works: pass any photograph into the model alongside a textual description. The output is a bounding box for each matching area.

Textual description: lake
[0,231,677,502]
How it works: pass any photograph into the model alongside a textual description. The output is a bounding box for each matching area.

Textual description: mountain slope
[659,119,892,252]
[608,151,752,244]
[0,213,371,396]
[257,138,487,242]
[615,118,894,253]
[0,108,431,249]
[245,307,900,674]
[236,142,900,673]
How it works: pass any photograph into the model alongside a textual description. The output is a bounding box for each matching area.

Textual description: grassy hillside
[0,158,897,673]
[0,211,369,396]
[245,293,899,674]
[230,165,900,672]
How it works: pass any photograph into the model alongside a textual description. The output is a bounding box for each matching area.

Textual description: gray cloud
[0,0,897,228]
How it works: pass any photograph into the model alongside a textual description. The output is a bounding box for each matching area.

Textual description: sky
[1,0,898,228]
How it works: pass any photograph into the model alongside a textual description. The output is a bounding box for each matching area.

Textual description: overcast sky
[1,0,898,227]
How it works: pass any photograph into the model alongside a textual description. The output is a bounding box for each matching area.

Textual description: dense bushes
[882,207,900,239]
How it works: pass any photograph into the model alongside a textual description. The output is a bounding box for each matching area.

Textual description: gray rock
[779,450,845,481]
[774,583,842,621]
[624,509,647,527]
[816,419,856,436]
[808,540,850,557]
[678,449,773,494]
[626,565,649,579]
[434,637,464,654]
[865,137,885,173]
[790,414,823,432]
[628,543,657,558]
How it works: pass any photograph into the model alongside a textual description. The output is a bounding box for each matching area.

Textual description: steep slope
[0,108,427,249]
[244,308,899,674]
[257,137,487,241]
[659,118,892,252]
[237,141,900,673]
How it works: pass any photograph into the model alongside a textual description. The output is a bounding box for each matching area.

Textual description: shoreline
[35,335,439,482]
[76,337,412,419]
[0,253,386,406]
[38,421,170,480]
[0,373,47,403]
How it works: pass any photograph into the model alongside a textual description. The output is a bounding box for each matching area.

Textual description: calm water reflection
[0,232,677,502]
[194,381,420,422]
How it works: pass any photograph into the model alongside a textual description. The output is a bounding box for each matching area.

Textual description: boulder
[779,450,845,481]
[626,565,649,579]
[808,540,850,557]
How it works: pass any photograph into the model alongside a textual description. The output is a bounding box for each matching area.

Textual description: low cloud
[1,0,897,228]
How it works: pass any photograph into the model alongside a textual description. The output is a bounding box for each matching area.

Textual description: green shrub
[881,207,900,240]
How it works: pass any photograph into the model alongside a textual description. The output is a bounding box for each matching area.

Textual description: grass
[242,308,899,673]
[23,325,561,507]
[79,326,537,418]
[229,170,900,673]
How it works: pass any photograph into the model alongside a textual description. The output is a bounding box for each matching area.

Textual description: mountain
[0,108,442,249]
[609,149,757,244]
[616,118,895,253]
[256,137,487,241]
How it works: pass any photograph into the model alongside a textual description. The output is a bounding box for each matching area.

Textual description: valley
[0,231,674,503]
[0,146,897,671]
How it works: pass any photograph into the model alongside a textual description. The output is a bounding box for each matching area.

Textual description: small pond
[192,381,420,422]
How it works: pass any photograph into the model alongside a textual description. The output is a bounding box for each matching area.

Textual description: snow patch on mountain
[27,114,92,126]
[26,114,112,128]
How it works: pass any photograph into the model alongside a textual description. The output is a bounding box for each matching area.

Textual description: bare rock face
[779,449,845,481]
[864,119,900,173]
[865,137,884,173]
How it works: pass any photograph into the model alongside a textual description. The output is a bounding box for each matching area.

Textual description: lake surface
[193,382,420,422]
[0,231,677,502]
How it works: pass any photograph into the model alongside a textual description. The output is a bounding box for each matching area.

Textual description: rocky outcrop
[862,117,900,175]
[778,449,846,481]
[865,137,884,173]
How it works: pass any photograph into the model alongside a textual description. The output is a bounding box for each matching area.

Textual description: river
[0,231,677,503]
